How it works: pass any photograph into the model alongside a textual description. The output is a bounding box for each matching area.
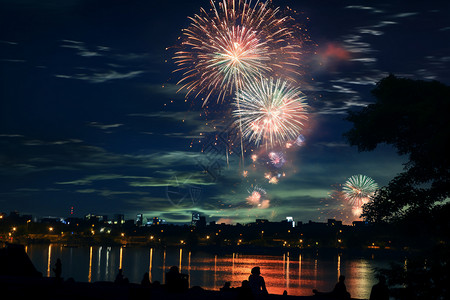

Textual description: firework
[268,176,278,184]
[174,0,305,104]
[246,185,270,208]
[295,134,305,146]
[268,151,285,168]
[233,77,308,147]
[342,175,378,207]
[352,206,363,217]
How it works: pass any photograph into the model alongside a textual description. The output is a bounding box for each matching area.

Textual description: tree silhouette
[344,74,450,222]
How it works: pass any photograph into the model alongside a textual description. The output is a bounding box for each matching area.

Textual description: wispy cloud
[61,39,107,57]
[345,5,383,13]
[87,122,123,130]
[0,59,26,63]
[55,70,144,83]
[390,12,419,18]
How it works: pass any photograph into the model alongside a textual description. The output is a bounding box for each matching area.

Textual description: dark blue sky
[1,0,449,224]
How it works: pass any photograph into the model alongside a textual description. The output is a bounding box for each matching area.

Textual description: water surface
[26,245,397,299]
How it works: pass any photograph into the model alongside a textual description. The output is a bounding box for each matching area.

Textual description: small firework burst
[268,176,279,184]
[342,174,378,207]
[295,134,305,146]
[246,185,270,208]
[268,151,286,168]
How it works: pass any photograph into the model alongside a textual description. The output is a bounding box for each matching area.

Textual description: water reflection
[47,244,52,277]
[88,246,92,282]
[26,245,393,299]
[148,248,153,282]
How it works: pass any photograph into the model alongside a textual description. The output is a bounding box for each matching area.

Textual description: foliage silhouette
[344,74,450,222]
[345,75,450,299]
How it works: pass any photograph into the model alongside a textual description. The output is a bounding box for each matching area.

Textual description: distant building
[286,217,296,228]
[327,219,343,227]
[84,214,105,223]
[114,214,125,225]
[6,211,32,224]
[136,214,144,226]
[40,217,62,224]
[191,213,200,225]
[352,221,369,227]
[198,216,206,227]
[191,213,206,227]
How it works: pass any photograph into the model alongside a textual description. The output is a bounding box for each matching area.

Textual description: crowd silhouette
[42,255,390,300]
[95,264,391,299]
[313,275,351,299]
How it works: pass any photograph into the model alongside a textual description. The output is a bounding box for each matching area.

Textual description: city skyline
[1,0,449,225]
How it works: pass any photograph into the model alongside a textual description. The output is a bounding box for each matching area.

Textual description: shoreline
[1,243,372,300]
[5,240,407,258]
[0,275,368,300]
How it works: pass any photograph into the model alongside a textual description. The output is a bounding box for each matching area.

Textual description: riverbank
[0,275,367,300]
[1,243,377,299]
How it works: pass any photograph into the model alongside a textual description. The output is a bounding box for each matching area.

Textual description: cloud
[345,5,383,13]
[0,59,26,63]
[390,12,419,18]
[87,122,123,130]
[55,70,144,83]
[0,40,18,45]
[61,39,108,57]
[75,188,147,197]
[0,134,24,138]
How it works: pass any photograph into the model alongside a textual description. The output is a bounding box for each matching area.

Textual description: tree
[344,75,450,222]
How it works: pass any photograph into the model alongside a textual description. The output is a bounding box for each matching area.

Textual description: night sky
[1,0,449,224]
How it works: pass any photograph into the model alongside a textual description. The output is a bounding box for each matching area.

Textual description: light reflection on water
[26,245,394,299]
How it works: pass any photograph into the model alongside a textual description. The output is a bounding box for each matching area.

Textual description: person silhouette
[53,258,62,281]
[248,266,268,297]
[114,268,128,285]
[313,275,351,299]
[369,275,389,300]
[166,266,188,292]
[220,281,232,292]
[237,280,253,300]
[141,272,151,287]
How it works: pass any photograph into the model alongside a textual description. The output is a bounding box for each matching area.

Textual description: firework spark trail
[233,77,308,147]
[174,0,304,105]
[342,174,378,207]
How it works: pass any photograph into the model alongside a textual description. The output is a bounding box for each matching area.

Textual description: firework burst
[268,151,285,168]
[342,174,378,207]
[232,77,308,147]
[174,0,305,104]
[246,185,270,208]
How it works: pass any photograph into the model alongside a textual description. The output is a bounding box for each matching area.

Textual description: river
[25,244,401,299]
